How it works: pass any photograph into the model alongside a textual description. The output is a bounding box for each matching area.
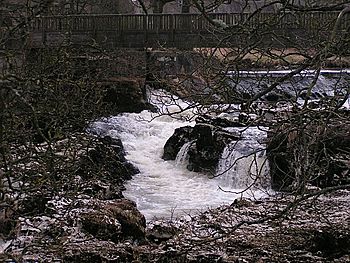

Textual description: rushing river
[91,69,349,220]
[92,95,269,220]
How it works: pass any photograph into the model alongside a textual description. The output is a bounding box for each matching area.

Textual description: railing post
[169,14,174,46]
[143,15,148,47]
[42,17,47,45]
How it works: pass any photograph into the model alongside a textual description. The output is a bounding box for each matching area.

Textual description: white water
[92,111,268,220]
[90,70,348,220]
[91,92,269,220]
[216,127,270,190]
[175,140,194,166]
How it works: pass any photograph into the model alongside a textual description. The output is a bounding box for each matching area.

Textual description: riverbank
[1,48,349,262]
[3,186,348,262]
[139,188,350,263]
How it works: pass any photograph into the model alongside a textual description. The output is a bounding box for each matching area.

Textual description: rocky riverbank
[3,186,349,262]
[1,48,349,261]
[0,133,145,261]
[138,188,350,263]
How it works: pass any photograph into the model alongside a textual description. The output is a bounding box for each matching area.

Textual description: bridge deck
[21,12,350,48]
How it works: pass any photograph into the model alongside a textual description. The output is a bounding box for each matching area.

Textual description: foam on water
[92,110,269,220]
[90,69,348,220]
[91,91,268,220]
[217,127,270,190]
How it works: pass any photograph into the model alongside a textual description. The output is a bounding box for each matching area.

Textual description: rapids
[91,70,349,220]
[91,91,269,220]
[92,109,269,220]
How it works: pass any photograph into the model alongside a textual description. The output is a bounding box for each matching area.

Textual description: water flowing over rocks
[2,68,349,261]
[162,126,195,161]
[163,115,254,174]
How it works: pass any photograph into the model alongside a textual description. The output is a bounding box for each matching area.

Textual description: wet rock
[189,124,240,173]
[163,121,239,173]
[162,126,194,160]
[78,135,139,184]
[187,124,222,172]
[196,114,248,128]
[105,199,146,240]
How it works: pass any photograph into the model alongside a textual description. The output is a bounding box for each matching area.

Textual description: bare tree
[1,0,349,261]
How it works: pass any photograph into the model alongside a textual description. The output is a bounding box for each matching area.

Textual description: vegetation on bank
[1,0,350,261]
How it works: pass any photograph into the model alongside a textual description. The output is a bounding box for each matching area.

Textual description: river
[91,69,349,220]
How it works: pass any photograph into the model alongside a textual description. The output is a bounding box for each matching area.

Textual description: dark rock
[106,199,146,240]
[81,211,122,242]
[82,181,123,200]
[163,121,239,173]
[0,208,16,239]
[266,131,294,190]
[101,77,150,113]
[147,225,178,244]
[101,135,125,159]
[78,135,139,182]
[187,124,219,172]
[196,114,247,128]
[309,228,350,258]
[19,193,50,215]
[81,199,145,242]
[188,123,239,173]
[267,120,350,191]
[162,126,194,160]
[263,92,281,102]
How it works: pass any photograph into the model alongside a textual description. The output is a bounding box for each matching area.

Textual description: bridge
[16,12,350,49]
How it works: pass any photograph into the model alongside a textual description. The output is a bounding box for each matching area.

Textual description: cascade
[90,91,269,220]
[216,127,270,190]
[90,70,348,220]
[175,140,194,166]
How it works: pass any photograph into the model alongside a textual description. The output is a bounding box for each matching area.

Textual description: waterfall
[216,127,270,190]
[91,111,245,220]
[89,70,348,220]
[90,91,268,220]
[175,140,194,166]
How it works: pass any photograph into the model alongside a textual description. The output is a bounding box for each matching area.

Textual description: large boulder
[162,126,194,160]
[82,199,146,241]
[77,135,139,199]
[101,77,151,113]
[105,199,146,240]
[188,124,239,172]
[163,116,240,173]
